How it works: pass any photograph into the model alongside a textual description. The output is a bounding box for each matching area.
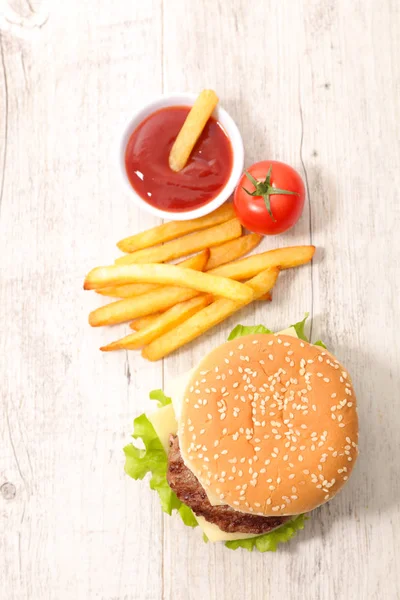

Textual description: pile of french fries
[84,204,315,361]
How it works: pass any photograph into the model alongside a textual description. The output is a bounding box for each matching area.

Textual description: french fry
[100,295,213,351]
[128,240,268,328]
[87,265,254,327]
[117,204,234,253]
[89,287,198,327]
[258,291,272,301]
[209,245,315,280]
[96,250,210,298]
[142,268,280,361]
[97,282,157,299]
[115,218,242,266]
[206,233,262,271]
[130,313,163,331]
[169,89,219,172]
[131,290,271,328]
[85,263,253,301]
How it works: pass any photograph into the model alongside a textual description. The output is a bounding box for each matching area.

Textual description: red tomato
[233,160,305,235]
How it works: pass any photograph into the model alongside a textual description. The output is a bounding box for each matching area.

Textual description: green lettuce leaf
[228,313,325,349]
[290,312,310,341]
[178,504,199,527]
[225,515,306,552]
[228,324,273,340]
[314,340,327,349]
[124,411,197,526]
[149,389,172,408]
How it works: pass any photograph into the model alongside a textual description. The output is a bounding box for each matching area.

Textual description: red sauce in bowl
[125,106,233,213]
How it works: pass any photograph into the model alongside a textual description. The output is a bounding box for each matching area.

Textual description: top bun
[179,334,358,517]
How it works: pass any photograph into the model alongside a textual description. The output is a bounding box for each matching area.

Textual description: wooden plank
[298,2,400,599]
[162,1,312,599]
[0,2,164,599]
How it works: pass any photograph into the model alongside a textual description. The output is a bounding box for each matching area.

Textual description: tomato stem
[243,167,299,222]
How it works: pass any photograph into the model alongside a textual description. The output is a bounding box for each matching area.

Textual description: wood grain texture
[1,0,400,599]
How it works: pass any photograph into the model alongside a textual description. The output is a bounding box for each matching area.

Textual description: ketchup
[125,106,233,212]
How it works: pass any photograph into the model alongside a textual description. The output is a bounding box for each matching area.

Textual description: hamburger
[124,317,359,551]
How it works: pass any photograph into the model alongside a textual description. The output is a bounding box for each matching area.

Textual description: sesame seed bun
[179,334,358,517]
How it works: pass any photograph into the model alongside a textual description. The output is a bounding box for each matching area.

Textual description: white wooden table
[1,1,399,599]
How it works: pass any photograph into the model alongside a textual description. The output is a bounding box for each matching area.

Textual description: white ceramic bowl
[119,93,244,221]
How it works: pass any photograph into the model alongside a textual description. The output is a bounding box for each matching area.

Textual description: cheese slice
[196,516,260,542]
[147,404,177,453]
[276,326,298,338]
[164,368,195,422]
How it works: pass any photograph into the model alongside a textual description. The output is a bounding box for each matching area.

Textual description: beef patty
[167,435,290,534]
